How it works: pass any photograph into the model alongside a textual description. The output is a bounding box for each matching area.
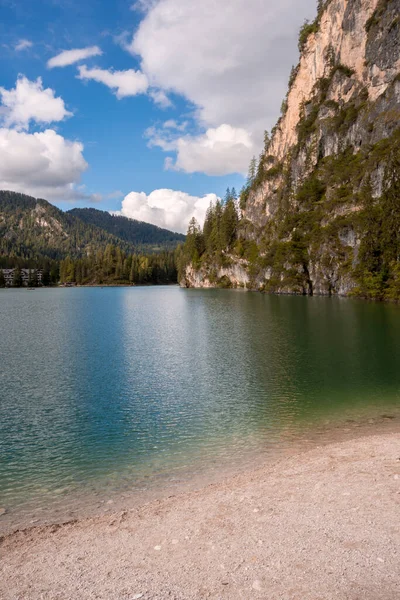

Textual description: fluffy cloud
[147,123,253,175]
[47,46,102,68]
[0,128,88,201]
[0,76,72,130]
[15,39,33,51]
[119,188,218,232]
[77,65,148,99]
[129,0,316,172]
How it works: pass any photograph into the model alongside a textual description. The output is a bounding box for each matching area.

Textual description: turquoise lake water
[0,287,400,526]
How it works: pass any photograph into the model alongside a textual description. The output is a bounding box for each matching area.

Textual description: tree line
[176,188,241,280]
[0,256,59,287]
[59,245,177,285]
[0,246,177,287]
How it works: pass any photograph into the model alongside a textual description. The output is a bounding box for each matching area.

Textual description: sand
[1,432,399,600]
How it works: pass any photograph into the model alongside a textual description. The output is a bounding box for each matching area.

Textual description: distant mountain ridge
[0,190,185,261]
[69,207,184,247]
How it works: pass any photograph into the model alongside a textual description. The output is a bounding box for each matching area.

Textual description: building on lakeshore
[0,268,43,286]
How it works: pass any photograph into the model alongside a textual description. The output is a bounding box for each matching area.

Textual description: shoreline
[1,409,399,537]
[3,285,400,305]
[1,423,399,599]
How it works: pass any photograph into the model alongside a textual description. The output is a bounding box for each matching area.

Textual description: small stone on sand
[154,545,162,551]
[252,579,263,591]
[0,508,6,516]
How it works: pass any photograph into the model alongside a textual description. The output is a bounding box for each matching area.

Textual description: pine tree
[50,264,59,285]
[203,203,215,254]
[247,156,257,187]
[210,201,223,252]
[221,198,239,249]
[115,247,123,280]
[224,187,232,205]
[30,270,38,287]
[13,266,22,287]
[263,130,270,151]
[130,255,139,283]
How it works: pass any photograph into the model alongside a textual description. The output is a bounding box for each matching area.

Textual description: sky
[0,0,317,233]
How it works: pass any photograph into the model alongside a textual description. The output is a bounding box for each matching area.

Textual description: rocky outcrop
[183,259,250,289]
[185,0,400,299]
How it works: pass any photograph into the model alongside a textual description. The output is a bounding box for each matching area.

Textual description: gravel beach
[1,431,399,600]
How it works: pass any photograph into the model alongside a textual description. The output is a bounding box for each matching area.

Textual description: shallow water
[0,287,399,528]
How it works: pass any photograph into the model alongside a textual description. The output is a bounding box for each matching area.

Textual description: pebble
[394,475,399,480]
[154,545,162,551]
[171,539,179,545]
[106,500,114,505]
[131,595,143,599]
[252,580,263,591]
[0,508,6,516]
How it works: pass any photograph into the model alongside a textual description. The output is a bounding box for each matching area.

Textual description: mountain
[0,191,184,261]
[68,208,185,249]
[181,0,400,301]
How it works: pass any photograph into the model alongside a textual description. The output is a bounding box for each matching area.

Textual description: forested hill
[0,190,184,261]
[69,208,185,248]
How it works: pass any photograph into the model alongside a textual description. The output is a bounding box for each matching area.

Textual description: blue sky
[0,0,316,232]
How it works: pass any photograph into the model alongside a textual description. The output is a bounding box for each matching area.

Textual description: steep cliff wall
[184,0,400,299]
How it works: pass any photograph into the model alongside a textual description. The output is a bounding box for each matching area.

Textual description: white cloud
[113,31,131,50]
[147,123,253,176]
[77,65,148,99]
[173,124,253,176]
[0,76,72,130]
[128,0,317,173]
[15,39,33,52]
[131,0,157,12]
[119,188,219,233]
[163,119,187,131]
[0,128,88,201]
[149,88,172,108]
[47,46,102,68]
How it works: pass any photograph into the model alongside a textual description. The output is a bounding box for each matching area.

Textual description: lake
[1,287,399,529]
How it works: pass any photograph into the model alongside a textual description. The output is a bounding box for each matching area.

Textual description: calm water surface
[0,287,399,527]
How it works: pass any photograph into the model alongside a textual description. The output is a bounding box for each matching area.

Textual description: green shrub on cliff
[298,20,319,52]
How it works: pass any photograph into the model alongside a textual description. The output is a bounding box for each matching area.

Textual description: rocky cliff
[183,0,400,299]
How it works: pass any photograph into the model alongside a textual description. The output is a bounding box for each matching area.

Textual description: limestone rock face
[270,0,399,161]
[186,0,400,297]
[183,260,250,290]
